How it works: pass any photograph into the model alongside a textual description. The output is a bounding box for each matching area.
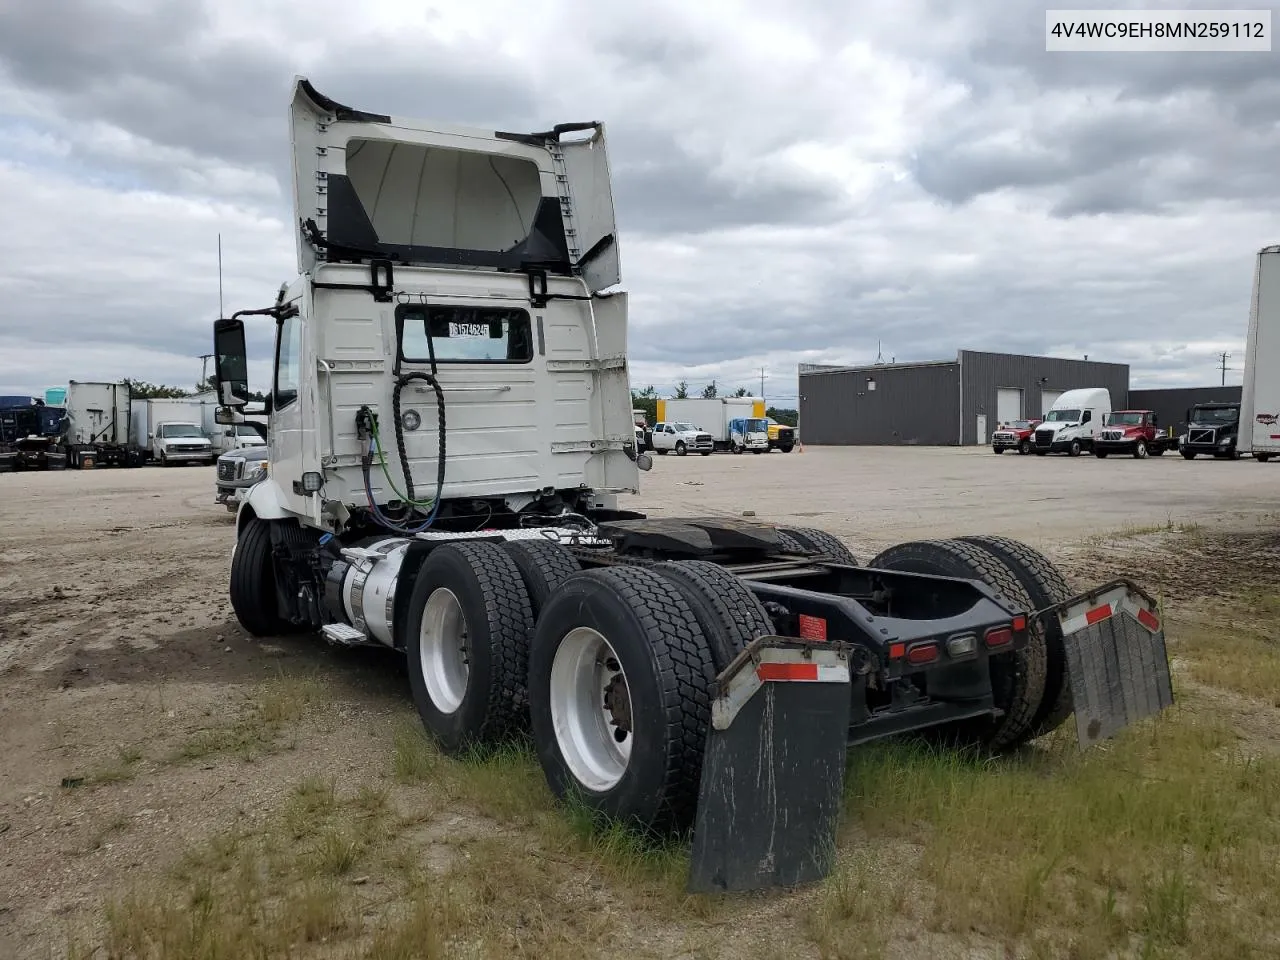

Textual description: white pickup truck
[649,421,715,456]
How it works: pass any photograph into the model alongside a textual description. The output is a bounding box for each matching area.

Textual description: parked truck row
[639,397,796,456]
[0,381,268,473]
[991,386,1257,462]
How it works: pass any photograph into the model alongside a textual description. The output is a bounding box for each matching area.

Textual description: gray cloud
[1,0,1277,401]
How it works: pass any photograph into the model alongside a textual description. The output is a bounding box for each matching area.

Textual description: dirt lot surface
[2,448,1279,959]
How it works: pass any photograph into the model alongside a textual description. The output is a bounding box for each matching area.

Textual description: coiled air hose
[357,319,447,533]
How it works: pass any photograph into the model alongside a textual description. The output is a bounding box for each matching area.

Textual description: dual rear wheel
[230,518,1077,835]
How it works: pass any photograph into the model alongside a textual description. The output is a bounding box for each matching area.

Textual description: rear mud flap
[1049,579,1174,747]
[687,639,852,894]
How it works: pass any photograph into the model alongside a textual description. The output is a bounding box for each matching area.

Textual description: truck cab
[1032,388,1111,456]
[211,420,268,456]
[650,421,714,456]
[766,418,795,453]
[1179,402,1242,459]
[729,417,769,454]
[991,418,1041,455]
[1093,410,1170,459]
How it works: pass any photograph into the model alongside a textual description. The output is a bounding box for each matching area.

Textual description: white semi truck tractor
[212,78,1174,893]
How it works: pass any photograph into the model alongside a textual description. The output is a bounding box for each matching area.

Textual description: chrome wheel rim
[549,627,632,792]
[420,588,469,714]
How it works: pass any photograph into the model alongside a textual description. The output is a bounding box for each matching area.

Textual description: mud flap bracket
[687,637,852,894]
[1044,578,1174,748]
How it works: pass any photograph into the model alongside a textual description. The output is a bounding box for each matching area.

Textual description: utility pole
[759,366,767,402]
[199,353,214,390]
[217,233,224,318]
[1219,351,1231,386]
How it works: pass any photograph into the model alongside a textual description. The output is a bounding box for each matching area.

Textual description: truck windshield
[1190,406,1238,424]
[160,424,205,438]
[747,418,768,431]
[236,424,267,440]
[1043,409,1080,422]
[673,422,696,432]
[1106,413,1144,426]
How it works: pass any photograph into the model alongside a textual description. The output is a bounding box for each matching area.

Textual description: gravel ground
[2,447,1279,957]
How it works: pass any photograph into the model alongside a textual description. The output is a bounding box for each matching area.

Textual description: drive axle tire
[652,560,774,673]
[528,566,715,836]
[778,526,859,566]
[229,518,294,637]
[956,535,1075,740]
[867,539,1047,753]
[502,539,581,621]
[405,541,535,755]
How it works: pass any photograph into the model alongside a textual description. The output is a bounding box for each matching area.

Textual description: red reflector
[1011,615,1027,632]
[1084,604,1113,626]
[797,614,828,641]
[757,662,819,682]
[888,642,906,659]
[905,643,938,665]
[984,627,1013,648]
[1136,607,1160,632]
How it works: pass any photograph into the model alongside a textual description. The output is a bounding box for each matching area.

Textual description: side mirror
[213,317,250,408]
[214,408,237,425]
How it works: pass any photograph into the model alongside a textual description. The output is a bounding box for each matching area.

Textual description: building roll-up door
[1040,389,1063,415]
[996,388,1023,424]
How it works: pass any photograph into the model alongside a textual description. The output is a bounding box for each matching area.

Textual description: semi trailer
[213,78,1174,893]
[1240,244,1280,462]
[63,380,145,468]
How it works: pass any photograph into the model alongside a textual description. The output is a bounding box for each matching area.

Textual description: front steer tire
[405,541,535,755]
[867,538,1048,753]
[229,517,296,637]
[528,566,716,837]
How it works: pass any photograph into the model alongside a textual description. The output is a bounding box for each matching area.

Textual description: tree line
[630,384,797,427]
[123,377,267,402]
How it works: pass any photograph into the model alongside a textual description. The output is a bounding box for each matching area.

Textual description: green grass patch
[167,673,326,764]
[839,709,1280,957]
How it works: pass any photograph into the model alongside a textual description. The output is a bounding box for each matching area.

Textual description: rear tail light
[985,626,1014,649]
[906,642,938,665]
[1012,615,1027,632]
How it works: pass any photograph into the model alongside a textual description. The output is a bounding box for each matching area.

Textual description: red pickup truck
[991,419,1041,455]
[1092,410,1171,459]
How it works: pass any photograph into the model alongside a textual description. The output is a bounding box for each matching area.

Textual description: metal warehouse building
[798,350,1131,446]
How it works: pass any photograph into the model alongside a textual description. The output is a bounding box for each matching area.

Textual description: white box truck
[130,397,216,465]
[1239,244,1280,463]
[63,380,144,468]
[1031,388,1112,456]
[656,397,770,452]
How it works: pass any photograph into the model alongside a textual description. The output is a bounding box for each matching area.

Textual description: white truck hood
[289,77,620,293]
[1037,421,1077,435]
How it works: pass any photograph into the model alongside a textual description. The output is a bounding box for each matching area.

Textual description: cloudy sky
[1,0,1277,404]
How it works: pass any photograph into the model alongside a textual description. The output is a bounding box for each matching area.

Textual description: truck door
[271,310,311,517]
